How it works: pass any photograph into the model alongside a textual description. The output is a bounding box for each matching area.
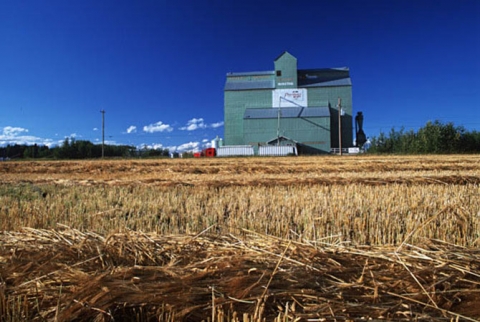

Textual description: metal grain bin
[216,145,254,157]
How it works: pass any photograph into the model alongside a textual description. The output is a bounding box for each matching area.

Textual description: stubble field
[1,155,479,321]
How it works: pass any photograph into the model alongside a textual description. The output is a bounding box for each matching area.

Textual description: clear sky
[1,0,479,152]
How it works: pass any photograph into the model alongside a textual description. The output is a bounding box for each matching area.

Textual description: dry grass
[0,183,478,246]
[1,155,479,187]
[0,155,479,246]
[1,226,479,321]
[0,155,479,320]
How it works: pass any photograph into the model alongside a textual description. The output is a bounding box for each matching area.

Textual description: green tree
[368,120,479,154]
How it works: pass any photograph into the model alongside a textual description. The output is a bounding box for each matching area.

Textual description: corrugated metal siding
[224,54,352,154]
[244,107,330,119]
[225,71,275,91]
[224,90,272,146]
[306,85,353,149]
[244,107,301,119]
[244,117,331,153]
[224,80,275,91]
[216,145,254,157]
[259,145,297,156]
[226,71,274,77]
[274,52,298,89]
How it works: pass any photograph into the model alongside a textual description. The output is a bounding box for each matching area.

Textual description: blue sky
[1,0,479,152]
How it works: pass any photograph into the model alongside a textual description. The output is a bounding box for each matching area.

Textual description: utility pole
[337,98,342,156]
[100,110,105,158]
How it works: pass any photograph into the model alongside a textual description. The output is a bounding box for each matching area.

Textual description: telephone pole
[100,110,105,158]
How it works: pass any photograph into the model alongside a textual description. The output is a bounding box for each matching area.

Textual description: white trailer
[216,145,255,157]
[258,145,297,156]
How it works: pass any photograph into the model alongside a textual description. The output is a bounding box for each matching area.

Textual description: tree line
[2,121,479,159]
[367,120,480,154]
[0,138,173,160]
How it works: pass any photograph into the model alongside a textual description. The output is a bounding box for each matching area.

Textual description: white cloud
[176,141,200,152]
[45,140,59,147]
[180,118,207,131]
[151,143,163,150]
[140,143,164,150]
[126,125,137,134]
[180,119,224,130]
[104,139,119,146]
[202,139,211,148]
[210,121,224,128]
[93,127,98,131]
[143,121,173,133]
[0,126,56,147]
[3,126,28,136]
[136,141,205,153]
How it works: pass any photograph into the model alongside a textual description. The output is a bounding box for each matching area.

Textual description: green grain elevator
[224,52,353,154]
